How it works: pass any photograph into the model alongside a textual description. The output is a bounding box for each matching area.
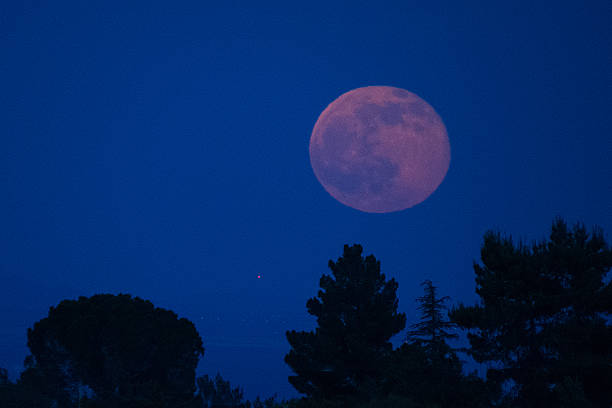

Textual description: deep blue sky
[1,0,610,400]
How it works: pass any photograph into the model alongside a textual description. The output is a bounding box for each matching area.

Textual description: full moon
[309,86,450,213]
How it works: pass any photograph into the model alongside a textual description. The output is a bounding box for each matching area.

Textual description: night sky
[1,1,610,401]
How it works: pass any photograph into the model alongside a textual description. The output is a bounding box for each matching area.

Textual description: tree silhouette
[0,365,54,408]
[450,218,612,407]
[196,373,286,408]
[382,280,491,408]
[197,372,248,408]
[285,244,406,403]
[407,279,457,349]
[26,294,204,407]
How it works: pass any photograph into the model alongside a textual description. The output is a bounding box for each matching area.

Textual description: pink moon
[309,86,450,213]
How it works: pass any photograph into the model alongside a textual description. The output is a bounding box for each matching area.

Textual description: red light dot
[257,275,261,279]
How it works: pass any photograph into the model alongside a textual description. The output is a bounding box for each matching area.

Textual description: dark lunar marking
[406,101,428,117]
[355,103,404,126]
[354,103,378,128]
[413,123,426,133]
[378,103,404,125]
[391,88,411,99]
[363,134,380,155]
[319,165,364,194]
[317,155,399,195]
[364,157,399,193]
[318,118,359,160]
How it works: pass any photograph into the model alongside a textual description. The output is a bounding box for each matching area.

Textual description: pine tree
[407,279,457,351]
[450,218,612,407]
[197,373,248,408]
[284,244,406,403]
[385,280,492,408]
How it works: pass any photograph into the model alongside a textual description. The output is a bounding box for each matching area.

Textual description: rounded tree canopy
[26,293,204,405]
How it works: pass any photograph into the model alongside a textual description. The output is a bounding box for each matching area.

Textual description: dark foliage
[0,368,7,385]
[384,341,492,408]
[196,372,288,408]
[284,394,445,408]
[407,279,458,350]
[248,395,286,408]
[450,218,612,407]
[382,280,493,408]
[197,372,248,408]
[0,366,54,408]
[25,293,204,407]
[285,244,406,403]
